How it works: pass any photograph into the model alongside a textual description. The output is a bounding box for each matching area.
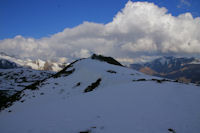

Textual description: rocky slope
[0,67,54,108]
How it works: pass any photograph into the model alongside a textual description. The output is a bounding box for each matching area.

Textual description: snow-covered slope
[0,68,54,91]
[0,56,200,133]
[0,68,54,98]
[0,52,66,71]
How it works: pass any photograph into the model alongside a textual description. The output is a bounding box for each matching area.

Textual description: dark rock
[84,78,102,93]
[107,70,117,74]
[91,54,123,66]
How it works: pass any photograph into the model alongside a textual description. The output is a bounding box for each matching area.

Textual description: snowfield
[0,57,200,133]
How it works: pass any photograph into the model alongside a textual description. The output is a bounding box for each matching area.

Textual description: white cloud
[116,57,134,66]
[177,0,191,8]
[71,49,91,58]
[181,0,191,6]
[0,1,200,64]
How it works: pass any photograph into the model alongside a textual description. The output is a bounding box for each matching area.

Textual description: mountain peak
[91,54,123,66]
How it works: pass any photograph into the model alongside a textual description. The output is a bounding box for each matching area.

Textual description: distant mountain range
[0,52,67,71]
[130,56,200,84]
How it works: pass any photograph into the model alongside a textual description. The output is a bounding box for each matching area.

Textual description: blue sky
[0,0,200,61]
[0,0,199,39]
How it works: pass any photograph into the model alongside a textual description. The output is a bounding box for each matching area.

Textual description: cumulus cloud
[0,1,200,64]
[116,57,134,66]
[70,49,91,58]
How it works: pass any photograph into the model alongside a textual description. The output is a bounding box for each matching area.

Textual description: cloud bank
[1,1,200,63]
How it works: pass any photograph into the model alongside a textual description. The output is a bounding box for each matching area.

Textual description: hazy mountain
[0,52,67,72]
[0,59,18,69]
[130,56,200,84]
[0,55,200,133]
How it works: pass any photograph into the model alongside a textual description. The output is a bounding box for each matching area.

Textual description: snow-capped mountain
[130,56,200,84]
[0,54,200,133]
[0,52,67,71]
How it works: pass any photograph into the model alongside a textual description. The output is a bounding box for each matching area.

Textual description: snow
[159,57,171,65]
[0,68,54,92]
[0,54,65,72]
[189,58,200,64]
[25,59,45,70]
[0,58,200,133]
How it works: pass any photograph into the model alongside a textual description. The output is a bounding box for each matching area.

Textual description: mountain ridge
[130,56,200,84]
[0,52,67,71]
[0,55,200,133]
